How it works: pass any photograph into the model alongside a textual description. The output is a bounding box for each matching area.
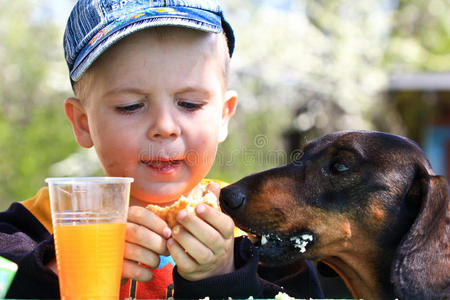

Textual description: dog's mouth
[243,228,316,265]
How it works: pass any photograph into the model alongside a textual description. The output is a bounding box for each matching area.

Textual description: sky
[31,0,74,26]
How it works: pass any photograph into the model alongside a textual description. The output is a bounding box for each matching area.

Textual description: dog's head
[220,130,449,298]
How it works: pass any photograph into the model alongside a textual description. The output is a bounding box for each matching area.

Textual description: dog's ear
[391,165,449,299]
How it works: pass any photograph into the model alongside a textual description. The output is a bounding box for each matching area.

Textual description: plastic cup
[0,256,18,299]
[46,177,133,300]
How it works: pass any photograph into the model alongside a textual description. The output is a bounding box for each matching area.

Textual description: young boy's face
[65,28,237,206]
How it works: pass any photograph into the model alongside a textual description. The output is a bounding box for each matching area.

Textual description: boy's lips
[141,158,182,173]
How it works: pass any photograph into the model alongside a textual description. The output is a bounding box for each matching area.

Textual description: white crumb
[274,291,295,300]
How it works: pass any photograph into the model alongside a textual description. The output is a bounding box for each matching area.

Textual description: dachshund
[220,130,449,300]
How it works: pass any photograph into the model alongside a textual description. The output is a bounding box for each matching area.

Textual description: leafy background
[0,0,449,210]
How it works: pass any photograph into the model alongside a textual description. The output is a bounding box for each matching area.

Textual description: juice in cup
[54,223,126,299]
[46,177,133,300]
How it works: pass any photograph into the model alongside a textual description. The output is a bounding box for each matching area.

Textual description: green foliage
[0,103,78,208]
[0,1,78,209]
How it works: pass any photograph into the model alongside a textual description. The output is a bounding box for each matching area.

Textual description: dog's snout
[220,187,247,210]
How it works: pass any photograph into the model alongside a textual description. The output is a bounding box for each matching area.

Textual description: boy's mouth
[141,159,182,172]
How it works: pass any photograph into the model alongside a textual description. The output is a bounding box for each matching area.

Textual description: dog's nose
[220,187,247,210]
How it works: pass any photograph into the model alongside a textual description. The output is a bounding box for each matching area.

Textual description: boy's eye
[115,103,144,114]
[177,101,204,111]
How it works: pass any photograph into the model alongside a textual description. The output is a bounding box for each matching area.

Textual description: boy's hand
[167,203,235,281]
[122,206,172,282]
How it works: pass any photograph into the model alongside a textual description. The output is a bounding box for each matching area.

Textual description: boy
[0,0,323,299]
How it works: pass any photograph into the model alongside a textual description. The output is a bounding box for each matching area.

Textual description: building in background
[388,72,450,181]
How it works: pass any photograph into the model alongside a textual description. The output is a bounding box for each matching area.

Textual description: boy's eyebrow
[102,87,148,97]
[176,86,213,97]
[102,86,214,97]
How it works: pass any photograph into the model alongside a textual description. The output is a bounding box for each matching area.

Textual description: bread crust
[146,183,218,228]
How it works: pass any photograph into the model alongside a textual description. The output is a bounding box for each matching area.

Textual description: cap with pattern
[64,0,235,82]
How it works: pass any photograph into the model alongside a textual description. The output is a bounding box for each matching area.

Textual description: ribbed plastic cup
[46,177,133,300]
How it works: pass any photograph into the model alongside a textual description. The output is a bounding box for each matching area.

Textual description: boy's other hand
[167,203,235,281]
[122,206,172,282]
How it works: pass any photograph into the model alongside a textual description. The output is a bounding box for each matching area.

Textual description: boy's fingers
[176,210,225,255]
[171,225,215,265]
[122,259,153,283]
[195,204,235,239]
[167,238,197,270]
[128,206,172,238]
[124,242,161,269]
[126,222,170,255]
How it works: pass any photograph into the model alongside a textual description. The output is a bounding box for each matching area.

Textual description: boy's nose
[147,110,181,140]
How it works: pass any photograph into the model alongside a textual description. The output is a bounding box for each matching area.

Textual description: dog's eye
[332,162,350,173]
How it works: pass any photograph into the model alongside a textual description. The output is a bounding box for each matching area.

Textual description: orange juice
[53,223,126,300]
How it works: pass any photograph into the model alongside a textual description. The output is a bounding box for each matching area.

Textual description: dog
[220,130,449,300]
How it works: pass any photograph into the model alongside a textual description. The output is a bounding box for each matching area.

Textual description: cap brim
[71,7,222,82]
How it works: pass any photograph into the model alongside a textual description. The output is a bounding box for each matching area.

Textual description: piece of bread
[146,183,219,228]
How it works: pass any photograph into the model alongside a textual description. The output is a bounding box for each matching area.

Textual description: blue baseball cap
[64,0,235,82]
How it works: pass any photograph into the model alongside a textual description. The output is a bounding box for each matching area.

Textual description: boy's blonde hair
[73,27,230,103]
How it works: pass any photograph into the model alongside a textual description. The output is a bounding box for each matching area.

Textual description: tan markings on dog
[267,203,384,298]
[244,177,301,230]
[268,206,355,256]
[368,201,387,230]
[298,207,384,299]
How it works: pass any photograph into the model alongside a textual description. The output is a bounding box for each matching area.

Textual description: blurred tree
[210,0,449,182]
[1,0,449,207]
[210,0,399,181]
[385,0,450,72]
[0,0,79,209]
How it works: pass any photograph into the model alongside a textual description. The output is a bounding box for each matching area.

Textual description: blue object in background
[423,126,450,181]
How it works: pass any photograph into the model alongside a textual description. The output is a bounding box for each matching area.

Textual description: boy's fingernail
[196,204,206,214]
[163,227,172,238]
[177,209,187,220]
[173,226,180,235]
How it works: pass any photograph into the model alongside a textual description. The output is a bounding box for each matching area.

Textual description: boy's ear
[64,97,94,148]
[218,90,238,143]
